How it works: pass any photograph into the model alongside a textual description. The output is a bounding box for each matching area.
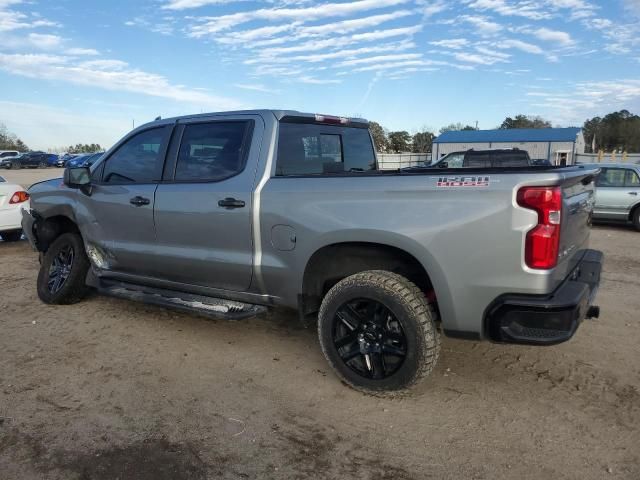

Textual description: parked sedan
[0,175,30,242]
[588,163,640,230]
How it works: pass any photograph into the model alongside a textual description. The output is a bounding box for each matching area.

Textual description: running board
[97,279,267,320]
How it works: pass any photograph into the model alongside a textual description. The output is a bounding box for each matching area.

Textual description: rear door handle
[218,197,246,209]
[130,196,151,206]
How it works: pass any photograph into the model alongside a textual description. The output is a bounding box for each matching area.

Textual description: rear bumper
[485,249,603,345]
[0,205,27,231]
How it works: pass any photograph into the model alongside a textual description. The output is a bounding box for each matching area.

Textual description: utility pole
[132,119,135,129]
[475,120,478,130]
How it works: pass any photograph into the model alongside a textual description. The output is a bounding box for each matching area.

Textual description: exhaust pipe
[586,305,600,319]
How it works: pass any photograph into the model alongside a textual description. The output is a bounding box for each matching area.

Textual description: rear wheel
[10,161,21,169]
[37,233,90,304]
[632,207,640,231]
[38,161,47,168]
[318,270,440,393]
[0,230,22,242]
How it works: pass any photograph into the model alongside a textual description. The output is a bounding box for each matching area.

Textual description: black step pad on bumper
[485,249,603,345]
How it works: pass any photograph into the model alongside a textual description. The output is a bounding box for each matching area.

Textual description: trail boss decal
[437,176,491,187]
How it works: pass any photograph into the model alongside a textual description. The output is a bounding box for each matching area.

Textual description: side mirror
[64,166,91,189]
[438,161,448,168]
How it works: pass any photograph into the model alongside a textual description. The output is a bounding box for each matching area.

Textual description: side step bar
[97,279,268,320]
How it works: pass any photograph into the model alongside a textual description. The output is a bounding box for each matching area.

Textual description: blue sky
[1,0,639,150]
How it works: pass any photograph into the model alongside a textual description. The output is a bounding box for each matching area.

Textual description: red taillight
[517,186,562,269]
[315,114,349,125]
[9,191,29,204]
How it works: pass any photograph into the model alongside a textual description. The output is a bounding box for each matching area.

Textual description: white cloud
[297,76,342,84]
[163,0,249,9]
[188,0,410,36]
[66,48,100,56]
[429,38,469,49]
[459,15,503,36]
[0,53,244,110]
[233,83,280,93]
[532,27,574,46]
[466,0,551,20]
[338,53,422,67]
[499,38,544,54]
[27,33,63,49]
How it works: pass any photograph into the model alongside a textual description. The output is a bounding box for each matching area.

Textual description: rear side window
[175,121,252,182]
[625,169,640,187]
[102,127,168,184]
[276,123,375,175]
[464,152,492,168]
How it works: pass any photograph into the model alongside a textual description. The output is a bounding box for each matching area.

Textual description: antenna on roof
[155,116,162,121]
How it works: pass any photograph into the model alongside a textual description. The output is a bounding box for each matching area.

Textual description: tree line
[370,114,553,153]
[0,122,29,151]
[582,110,640,153]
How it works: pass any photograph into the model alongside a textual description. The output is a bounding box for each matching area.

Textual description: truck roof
[140,110,370,129]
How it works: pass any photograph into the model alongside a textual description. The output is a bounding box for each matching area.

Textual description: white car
[0,175,30,242]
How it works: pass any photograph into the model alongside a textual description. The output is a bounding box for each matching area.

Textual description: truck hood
[28,177,64,192]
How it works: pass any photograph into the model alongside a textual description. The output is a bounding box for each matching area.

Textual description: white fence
[576,153,640,164]
[377,153,432,170]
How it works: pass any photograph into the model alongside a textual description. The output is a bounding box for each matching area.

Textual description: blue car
[46,153,59,166]
[65,154,93,168]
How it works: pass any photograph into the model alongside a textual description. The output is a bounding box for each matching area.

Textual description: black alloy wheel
[47,244,75,294]
[332,298,407,380]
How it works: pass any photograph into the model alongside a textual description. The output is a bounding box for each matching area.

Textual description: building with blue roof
[432,127,585,165]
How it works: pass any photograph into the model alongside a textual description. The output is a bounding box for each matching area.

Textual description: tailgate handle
[629,192,638,196]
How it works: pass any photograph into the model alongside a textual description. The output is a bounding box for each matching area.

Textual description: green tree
[0,122,29,151]
[439,122,476,134]
[67,143,103,154]
[368,121,389,152]
[412,130,435,153]
[387,131,412,153]
[583,110,640,153]
[499,115,552,129]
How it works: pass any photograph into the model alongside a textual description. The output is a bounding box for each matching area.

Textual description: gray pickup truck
[22,110,603,393]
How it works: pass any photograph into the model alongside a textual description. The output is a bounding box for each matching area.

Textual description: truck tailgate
[555,168,598,283]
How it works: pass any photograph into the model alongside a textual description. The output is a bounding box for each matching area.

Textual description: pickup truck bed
[22,109,603,393]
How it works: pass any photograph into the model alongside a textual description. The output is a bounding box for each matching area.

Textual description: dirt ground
[1,168,639,479]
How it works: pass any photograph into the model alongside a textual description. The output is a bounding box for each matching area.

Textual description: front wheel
[38,161,47,168]
[37,232,90,304]
[318,270,440,393]
[10,161,21,170]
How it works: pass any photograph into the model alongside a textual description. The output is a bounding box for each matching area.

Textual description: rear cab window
[276,121,375,176]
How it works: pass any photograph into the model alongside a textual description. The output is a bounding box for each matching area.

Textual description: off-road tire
[37,232,90,304]
[0,230,22,242]
[632,207,640,231]
[318,270,440,394]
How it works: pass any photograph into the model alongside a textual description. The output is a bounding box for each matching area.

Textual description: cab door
[77,125,171,275]
[152,115,263,292]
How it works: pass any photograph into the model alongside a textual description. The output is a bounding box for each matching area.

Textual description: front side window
[596,168,626,187]
[102,127,167,184]
[276,123,375,175]
[175,121,251,182]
